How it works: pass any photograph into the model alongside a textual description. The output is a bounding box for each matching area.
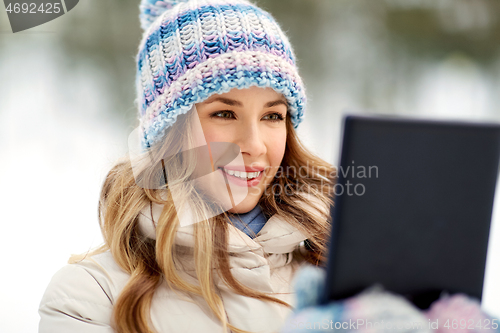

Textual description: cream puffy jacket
[38,198,327,333]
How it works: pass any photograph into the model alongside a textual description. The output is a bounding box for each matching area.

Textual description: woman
[38,0,497,332]
[39,0,333,332]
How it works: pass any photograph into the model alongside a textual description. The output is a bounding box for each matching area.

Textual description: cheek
[199,123,229,144]
[267,130,287,167]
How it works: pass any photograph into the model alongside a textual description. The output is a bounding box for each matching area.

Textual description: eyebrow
[202,97,288,108]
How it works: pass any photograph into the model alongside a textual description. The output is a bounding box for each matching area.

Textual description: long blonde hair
[70,109,335,333]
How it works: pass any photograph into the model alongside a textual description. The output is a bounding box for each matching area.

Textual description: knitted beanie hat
[136,0,307,149]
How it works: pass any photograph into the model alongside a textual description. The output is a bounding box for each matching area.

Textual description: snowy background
[1,0,500,332]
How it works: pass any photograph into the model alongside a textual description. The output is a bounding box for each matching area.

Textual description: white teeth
[223,168,261,179]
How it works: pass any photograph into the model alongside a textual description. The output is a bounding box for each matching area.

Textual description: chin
[228,199,259,214]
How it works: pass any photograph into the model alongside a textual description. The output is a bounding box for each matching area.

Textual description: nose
[234,120,266,158]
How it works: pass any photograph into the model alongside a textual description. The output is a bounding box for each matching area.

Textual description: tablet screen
[324,115,500,309]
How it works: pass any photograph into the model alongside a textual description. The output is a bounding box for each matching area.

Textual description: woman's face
[194,86,288,213]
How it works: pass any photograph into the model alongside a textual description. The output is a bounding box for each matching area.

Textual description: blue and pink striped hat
[136,0,307,149]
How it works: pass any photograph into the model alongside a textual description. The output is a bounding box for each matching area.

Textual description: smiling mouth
[218,167,262,180]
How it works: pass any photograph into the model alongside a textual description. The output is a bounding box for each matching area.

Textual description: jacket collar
[138,201,311,255]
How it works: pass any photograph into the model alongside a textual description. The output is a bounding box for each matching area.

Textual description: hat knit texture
[136,0,307,149]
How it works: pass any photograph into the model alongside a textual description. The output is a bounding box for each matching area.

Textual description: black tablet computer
[323,115,500,309]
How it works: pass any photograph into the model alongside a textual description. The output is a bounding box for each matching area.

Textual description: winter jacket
[38,198,327,333]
